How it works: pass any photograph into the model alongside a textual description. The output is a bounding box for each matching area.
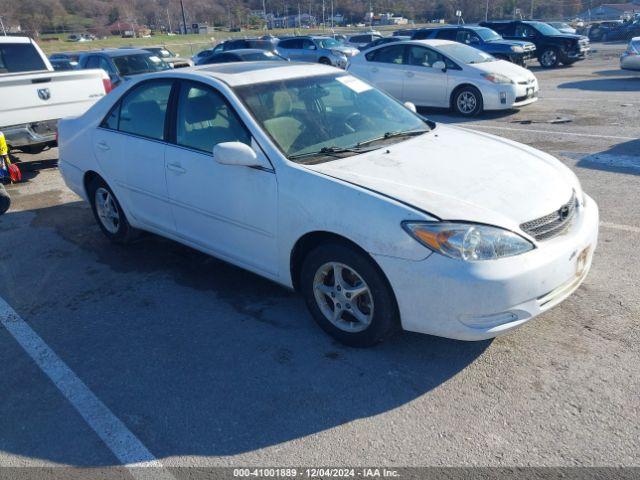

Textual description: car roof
[159,62,338,87]
[98,48,155,57]
[0,36,33,44]
[217,49,271,56]
[399,39,458,47]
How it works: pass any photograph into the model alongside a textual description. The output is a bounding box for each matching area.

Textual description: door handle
[166,163,186,174]
[96,141,110,151]
[406,71,415,78]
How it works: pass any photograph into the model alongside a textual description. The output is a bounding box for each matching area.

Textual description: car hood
[467,59,535,81]
[548,33,585,42]
[331,45,359,54]
[486,39,536,48]
[303,125,579,232]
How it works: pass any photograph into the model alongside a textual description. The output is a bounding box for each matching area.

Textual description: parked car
[620,36,640,70]
[600,19,640,42]
[480,20,590,68]
[587,20,624,41]
[58,62,598,346]
[195,49,287,65]
[276,36,358,68]
[50,58,79,71]
[49,51,85,63]
[412,26,536,66]
[393,28,419,37]
[347,39,538,116]
[78,48,171,87]
[0,36,110,154]
[547,22,577,34]
[361,36,410,51]
[143,47,193,68]
[345,33,383,49]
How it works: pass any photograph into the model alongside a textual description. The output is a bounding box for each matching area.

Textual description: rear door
[402,45,449,107]
[93,79,175,233]
[277,38,304,61]
[358,44,406,100]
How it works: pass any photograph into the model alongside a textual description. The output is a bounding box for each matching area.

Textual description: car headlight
[510,45,524,53]
[482,72,514,84]
[402,222,534,261]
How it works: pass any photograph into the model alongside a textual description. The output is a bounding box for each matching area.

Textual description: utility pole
[330,0,333,29]
[179,0,188,34]
[485,0,489,21]
[322,0,325,30]
[0,16,6,36]
[530,0,534,19]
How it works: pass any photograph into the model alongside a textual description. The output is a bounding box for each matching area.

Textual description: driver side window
[515,25,536,38]
[406,46,444,67]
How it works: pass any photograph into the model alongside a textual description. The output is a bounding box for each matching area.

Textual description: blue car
[412,25,536,66]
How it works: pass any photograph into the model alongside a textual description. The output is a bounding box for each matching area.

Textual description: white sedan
[59,62,597,347]
[347,39,539,116]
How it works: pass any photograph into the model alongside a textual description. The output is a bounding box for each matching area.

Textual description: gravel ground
[0,42,638,472]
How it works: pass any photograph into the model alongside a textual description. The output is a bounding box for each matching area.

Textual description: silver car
[275,36,358,68]
[621,36,640,71]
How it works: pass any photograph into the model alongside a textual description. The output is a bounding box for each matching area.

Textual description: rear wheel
[300,243,399,347]
[87,176,138,244]
[0,184,10,215]
[452,86,483,117]
[539,48,560,68]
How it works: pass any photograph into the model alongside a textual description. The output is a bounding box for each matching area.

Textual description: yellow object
[0,132,8,157]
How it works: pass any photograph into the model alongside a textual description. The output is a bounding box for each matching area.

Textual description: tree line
[0,0,615,36]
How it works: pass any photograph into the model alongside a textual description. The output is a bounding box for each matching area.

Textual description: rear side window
[0,43,48,73]
[279,39,302,49]
[118,80,173,140]
[365,44,405,64]
[412,30,432,40]
[175,82,250,153]
[435,30,457,40]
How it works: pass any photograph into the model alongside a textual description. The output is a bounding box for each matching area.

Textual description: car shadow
[10,158,59,182]
[574,139,640,176]
[419,108,516,125]
[558,77,640,92]
[0,201,491,466]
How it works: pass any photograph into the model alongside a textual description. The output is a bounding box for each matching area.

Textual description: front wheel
[319,57,332,65]
[539,48,560,68]
[87,177,138,244]
[452,86,483,117]
[300,243,400,347]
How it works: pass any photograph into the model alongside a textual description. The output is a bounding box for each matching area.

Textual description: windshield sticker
[337,76,372,93]
[149,56,161,63]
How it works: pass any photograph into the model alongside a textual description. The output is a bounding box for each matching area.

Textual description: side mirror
[432,60,447,71]
[213,141,267,168]
[404,101,417,113]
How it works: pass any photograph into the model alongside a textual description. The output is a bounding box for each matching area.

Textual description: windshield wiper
[288,145,379,161]
[356,128,429,148]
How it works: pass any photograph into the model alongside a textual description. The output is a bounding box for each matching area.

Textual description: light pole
[485,0,489,21]
[0,16,6,36]
[179,0,188,34]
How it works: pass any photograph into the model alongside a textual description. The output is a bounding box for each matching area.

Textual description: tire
[0,184,10,215]
[539,48,560,68]
[452,86,483,117]
[300,242,400,347]
[87,176,138,244]
[319,57,331,65]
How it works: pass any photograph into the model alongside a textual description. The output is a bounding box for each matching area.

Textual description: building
[267,13,316,29]
[188,23,216,34]
[369,13,409,26]
[107,21,151,38]
[577,1,640,20]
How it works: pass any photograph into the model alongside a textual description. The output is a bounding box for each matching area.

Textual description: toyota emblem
[558,205,570,220]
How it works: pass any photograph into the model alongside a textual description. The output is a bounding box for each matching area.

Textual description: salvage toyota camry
[58,62,599,347]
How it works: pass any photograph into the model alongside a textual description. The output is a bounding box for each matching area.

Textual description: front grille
[520,192,578,241]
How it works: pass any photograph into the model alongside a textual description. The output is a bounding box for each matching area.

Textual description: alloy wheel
[312,262,374,333]
[457,91,477,115]
[541,49,557,67]
[94,187,120,234]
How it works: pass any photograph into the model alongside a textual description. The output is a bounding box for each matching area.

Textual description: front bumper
[482,80,539,110]
[331,54,349,69]
[373,195,599,341]
[3,120,58,147]
[564,44,590,61]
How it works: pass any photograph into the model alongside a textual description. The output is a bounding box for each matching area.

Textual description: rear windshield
[0,43,48,73]
[112,53,170,76]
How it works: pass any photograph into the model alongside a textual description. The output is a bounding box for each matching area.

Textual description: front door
[359,44,407,101]
[164,81,278,277]
[402,45,449,107]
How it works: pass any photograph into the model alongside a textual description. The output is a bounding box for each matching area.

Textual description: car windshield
[153,48,174,58]
[476,27,503,41]
[530,21,562,35]
[235,74,429,162]
[241,51,284,61]
[317,38,341,48]
[112,53,170,75]
[437,43,495,64]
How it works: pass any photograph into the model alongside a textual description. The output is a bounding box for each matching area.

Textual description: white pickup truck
[0,36,111,154]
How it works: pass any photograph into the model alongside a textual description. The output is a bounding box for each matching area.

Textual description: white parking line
[463,124,637,141]
[0,296,175,480]
[600,221,640,233]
